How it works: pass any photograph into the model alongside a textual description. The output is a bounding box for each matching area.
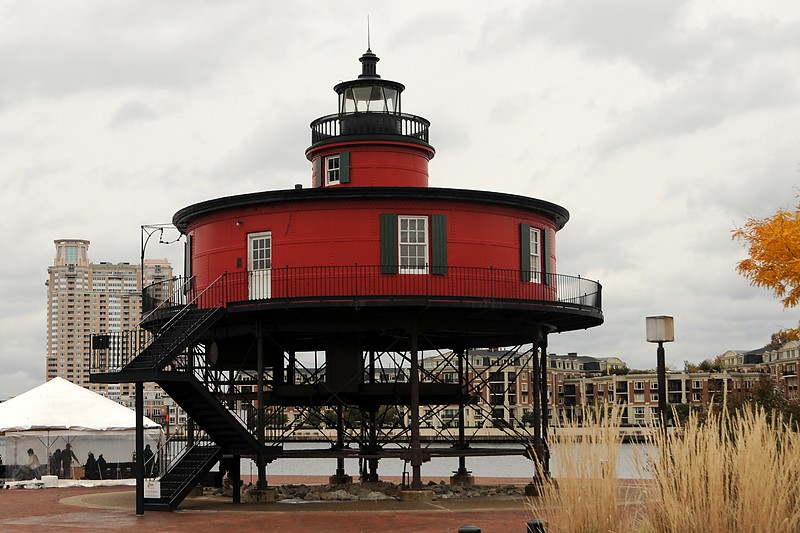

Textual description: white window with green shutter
[520,223,549,284]
[529,227,541,283]
[381,213,447,275]
[325,155,340,185]
[316,152,351,187]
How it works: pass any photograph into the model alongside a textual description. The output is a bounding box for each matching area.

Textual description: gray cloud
[109,100,161,128]
[1,1,799,399]
[596,66,800,153]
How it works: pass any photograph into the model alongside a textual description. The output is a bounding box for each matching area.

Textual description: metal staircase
[144,443,222,512]
[124,307,223,371]
[92,299,270,510]
[157,373,264,456]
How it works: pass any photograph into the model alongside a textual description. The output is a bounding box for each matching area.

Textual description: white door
[248,232,271,299]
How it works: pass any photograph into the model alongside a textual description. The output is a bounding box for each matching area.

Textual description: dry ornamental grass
[529,405,800,532]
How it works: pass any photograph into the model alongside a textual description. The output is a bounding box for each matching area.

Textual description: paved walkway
[0,477,540,533]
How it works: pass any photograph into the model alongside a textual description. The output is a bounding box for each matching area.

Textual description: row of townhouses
[417,343,797,429]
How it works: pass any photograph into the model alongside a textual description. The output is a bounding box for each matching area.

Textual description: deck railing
[142,265,601,312]
[310,112,431,144]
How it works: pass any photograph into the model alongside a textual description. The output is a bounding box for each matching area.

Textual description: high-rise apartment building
[45,239,172,408]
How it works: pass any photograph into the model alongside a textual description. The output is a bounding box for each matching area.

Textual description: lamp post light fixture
[140,223,182,301]
[646,316,674,435]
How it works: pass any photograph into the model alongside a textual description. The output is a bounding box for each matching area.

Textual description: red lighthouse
[93,48,603,512]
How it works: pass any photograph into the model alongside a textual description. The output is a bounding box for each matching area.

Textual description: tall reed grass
[641,406,800,532]
[530,405,642,532]
[529,405,800,532]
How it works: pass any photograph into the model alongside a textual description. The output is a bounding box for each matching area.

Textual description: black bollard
[527,518,546,532]
[458,527,481,533]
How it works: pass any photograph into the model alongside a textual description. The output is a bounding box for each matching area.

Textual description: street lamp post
[646,316,674,435]
[140,223,182,311]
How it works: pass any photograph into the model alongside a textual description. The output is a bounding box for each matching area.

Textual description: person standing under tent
[51,448,62,478]
[62,443,81,479]
[96,454,107,480]
[85,452,99,480]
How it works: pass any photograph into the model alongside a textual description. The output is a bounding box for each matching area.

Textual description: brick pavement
[0,478,539,533]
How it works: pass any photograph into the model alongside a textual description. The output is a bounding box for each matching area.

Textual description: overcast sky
[1,0,799,398]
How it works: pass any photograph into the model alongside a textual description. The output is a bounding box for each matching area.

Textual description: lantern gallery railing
[142,266,602,313]
[310,112,430,144]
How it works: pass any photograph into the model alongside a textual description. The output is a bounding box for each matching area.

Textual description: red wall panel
[307,142,432,188]
[187,197,557,297]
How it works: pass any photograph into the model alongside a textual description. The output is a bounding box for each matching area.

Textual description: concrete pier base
[399,489,434,502]
[524,478,556,497]
[449,474,475,485]
[328,474,353,485]
[244,488,277,503]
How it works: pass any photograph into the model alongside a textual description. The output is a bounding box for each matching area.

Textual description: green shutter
[542,227,551,285]
[431,214,447,275]
[339,152,350,183]
[520,223,531,282]
[380,214,398,274]
[314,157,323,188]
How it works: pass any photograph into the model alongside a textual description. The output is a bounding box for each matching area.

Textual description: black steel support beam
[256,333,267,489]
[409,322,423,489]
[540,333,550,477]
[135,381,144,515]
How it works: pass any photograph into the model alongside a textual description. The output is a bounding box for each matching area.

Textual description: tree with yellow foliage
[733,200,800,308]
[768,327,800,350]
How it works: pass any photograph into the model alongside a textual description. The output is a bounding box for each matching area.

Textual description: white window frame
[529,227,541,283]
[633,381,644,391]
[325,155,340,185]
[398,216,428,274]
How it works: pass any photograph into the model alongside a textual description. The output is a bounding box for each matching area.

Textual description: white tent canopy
[0,378,163,472]
[0,377,160,433]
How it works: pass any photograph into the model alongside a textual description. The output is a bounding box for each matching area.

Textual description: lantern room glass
[340,86,400,114]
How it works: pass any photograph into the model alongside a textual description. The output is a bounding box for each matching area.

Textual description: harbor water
[243,442,654,480]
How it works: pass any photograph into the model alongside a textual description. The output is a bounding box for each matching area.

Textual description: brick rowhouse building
[92,47,603,512]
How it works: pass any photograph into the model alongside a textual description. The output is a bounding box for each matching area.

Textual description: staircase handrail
[189,364,287,444]
[154,428,216,480]
[125,274,226,370]
[155,273,223,334]
[140,275,194,325]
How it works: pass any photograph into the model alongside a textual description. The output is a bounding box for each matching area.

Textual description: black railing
[155,429,217,480]
[90,329,153,373]
[177,265,601,311]
[142,275,192,317]
[310,112,430,144]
